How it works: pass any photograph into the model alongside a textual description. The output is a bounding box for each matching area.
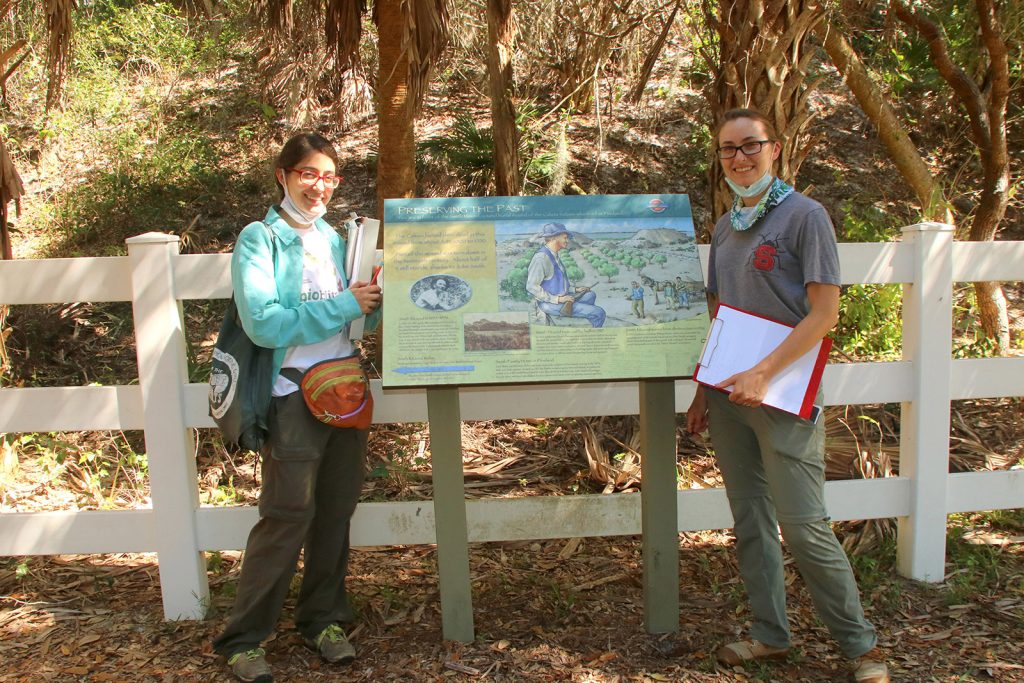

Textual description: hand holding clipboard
[693,304,830,420]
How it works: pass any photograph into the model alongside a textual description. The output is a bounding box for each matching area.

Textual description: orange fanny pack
[283,355,373,430]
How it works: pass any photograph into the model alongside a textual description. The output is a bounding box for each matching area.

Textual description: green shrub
[952,286,1000,359]
[837,284,902,359]
[835,204,903,359]
[418,101,557,195]
[500,267,530,302]
[17,0,238,256]
[78,0,203,73]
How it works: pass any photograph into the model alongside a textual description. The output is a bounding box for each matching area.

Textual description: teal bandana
[730,177,794,232]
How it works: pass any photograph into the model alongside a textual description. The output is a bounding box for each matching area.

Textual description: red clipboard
[693,303,830,420]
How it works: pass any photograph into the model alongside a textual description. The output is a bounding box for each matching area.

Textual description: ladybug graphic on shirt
[749,232,785,272]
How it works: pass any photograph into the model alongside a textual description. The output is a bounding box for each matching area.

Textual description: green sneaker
[227,648,272,683]
[307,623,356,664]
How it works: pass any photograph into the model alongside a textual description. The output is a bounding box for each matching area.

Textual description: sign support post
[427,387,474,642]
[639,378,679,633]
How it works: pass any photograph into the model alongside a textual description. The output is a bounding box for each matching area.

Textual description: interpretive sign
[381,195,708,388]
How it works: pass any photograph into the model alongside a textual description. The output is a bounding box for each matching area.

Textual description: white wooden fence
[1,223,1022,622]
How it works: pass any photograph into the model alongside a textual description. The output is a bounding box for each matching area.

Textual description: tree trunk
[627,0,680,104]
[486,0,520,196]
[44,0,75,111]
[704,0,825,231]
[0,136,24,260]
[974,280,1010,350]
[375,0,416,239]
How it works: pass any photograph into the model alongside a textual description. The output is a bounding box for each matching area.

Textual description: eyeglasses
[287,168,343,189]
[716,140,773,159]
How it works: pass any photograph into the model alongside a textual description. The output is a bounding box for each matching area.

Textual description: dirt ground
[3,415,1023,683]
[2,529,1023,683]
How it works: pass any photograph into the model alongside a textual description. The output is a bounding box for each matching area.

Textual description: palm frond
[419,114,494,191]
[45,0,75,111]
[326,0,366,70]
[402,0,449,111]
[253,0,295,35]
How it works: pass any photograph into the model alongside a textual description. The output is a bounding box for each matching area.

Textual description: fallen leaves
[1,536,1023,682]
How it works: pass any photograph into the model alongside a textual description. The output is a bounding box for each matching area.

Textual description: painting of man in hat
[525,222,606,328]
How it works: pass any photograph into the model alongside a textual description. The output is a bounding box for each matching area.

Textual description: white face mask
[278,180,328,226]
[725,171,774,199]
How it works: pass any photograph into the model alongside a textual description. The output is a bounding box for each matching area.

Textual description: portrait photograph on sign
[382,195,709,388]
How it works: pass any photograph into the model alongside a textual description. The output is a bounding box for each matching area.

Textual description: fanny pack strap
[280,367,304,385]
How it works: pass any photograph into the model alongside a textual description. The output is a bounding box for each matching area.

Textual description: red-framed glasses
[287,168,343,189]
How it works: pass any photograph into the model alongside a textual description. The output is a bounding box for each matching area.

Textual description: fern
[419,102,558,194]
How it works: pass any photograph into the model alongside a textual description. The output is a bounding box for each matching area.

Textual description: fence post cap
[901,222,955,234]
[126,232,181,246]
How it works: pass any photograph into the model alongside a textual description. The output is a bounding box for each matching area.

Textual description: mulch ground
[2,526,1023,682]
[3,413,1024,682]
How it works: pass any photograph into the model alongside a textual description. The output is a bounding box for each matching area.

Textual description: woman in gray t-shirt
[686,109,889,683]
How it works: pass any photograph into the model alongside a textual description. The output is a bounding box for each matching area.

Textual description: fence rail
[1,223,1022,622]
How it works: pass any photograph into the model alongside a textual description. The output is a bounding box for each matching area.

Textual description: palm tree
[371,0,448,228]
[249,0,448,234]
[486,0,520,196]
[2,1,35,259]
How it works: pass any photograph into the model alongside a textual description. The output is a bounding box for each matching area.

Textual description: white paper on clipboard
[693,304,831,419]
[346,217,380,340]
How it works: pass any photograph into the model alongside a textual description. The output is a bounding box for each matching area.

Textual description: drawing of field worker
[526,223,606,328]
[629,281,645,318]
[414,277,455,311]
[663,280,677,309]
[675,276,691,309]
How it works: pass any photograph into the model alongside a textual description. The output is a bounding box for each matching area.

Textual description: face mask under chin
[279,182,328,226]
[726,171,774,199]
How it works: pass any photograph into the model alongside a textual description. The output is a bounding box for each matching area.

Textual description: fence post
[896,222,954,582]
[127,233,209,619]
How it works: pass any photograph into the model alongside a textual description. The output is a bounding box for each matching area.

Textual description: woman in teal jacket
[213,133,381,683]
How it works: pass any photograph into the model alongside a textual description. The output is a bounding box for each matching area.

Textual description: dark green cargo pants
[213,391,367,658]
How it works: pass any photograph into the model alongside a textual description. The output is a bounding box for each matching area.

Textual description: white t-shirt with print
[272,226,354,397]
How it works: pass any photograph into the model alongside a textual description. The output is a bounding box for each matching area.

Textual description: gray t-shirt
[707,192,840,327]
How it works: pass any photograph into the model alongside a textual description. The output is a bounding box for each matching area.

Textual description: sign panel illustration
[382,195,709,388]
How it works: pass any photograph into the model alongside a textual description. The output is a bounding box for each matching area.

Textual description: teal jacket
[231,206,382,393]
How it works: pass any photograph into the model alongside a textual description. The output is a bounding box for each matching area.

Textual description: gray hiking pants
[213,390,367,658]
[706,389,877,658]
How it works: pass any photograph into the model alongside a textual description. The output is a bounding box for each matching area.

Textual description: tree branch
[816,20,947,220]
[889,0,990,152]
[976,0,1009,154]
